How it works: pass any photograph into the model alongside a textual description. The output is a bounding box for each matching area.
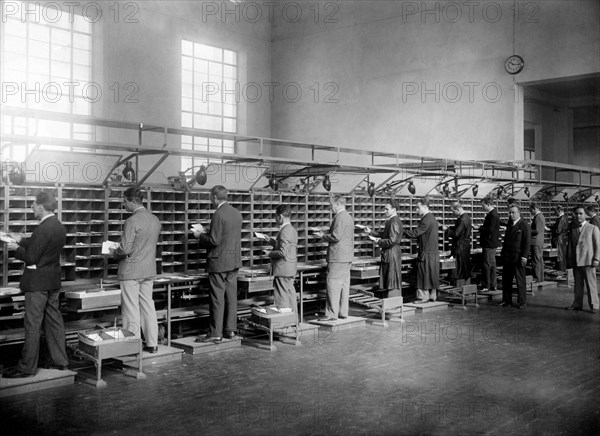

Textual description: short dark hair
[417,196,431,208]
[555,205,564,213]
[481,197,493,206]
[529,202,539,210]
[573,205,586,213]
[123,186,145,203]
[509,204,520,212]
[585,204,598,214]
[275,204,291,217]
[35,191,57,212]
[451,201,462,211]
[210,185,228,201]
[507,198,516,205]
[386,198,398,211]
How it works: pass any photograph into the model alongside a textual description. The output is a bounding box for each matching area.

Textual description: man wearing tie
[265,205,298,317]
[193,185,243,342]
[529,202,546,283]
[315,195,354,321]
[478,197,502,291]
[443,201,472,287]
[565,206,600,313]
[500,205,531,309]
[404,196,440,303]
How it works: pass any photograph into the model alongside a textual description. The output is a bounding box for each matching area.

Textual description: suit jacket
[588,214,600,229]
[15,215,66,292]
[550,214,569,246]
[404,213,439,259]
[446,213,472,252]
[198,202,243,273]
[501,219,531,263]
[269,223,298,277]
[372,215,403,264]
[530,212,546,246]
[115,207,161,280]
[323,209,354,263]
[566,222,600,268]
[480,208,501,249]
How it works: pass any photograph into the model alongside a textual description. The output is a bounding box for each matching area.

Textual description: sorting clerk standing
[112,187,162,353]
[404,196,440,303]
[193,185,242,342]
[265,204,298,315]
[3,191,69,378]
[500,205,531,309]
[366,198,403,297]
[549,205,569,278]
[529,202,545,282]
[478,197,501,291]
[444,201,472,286]
[315,195,354,321]
[565,206,600,313]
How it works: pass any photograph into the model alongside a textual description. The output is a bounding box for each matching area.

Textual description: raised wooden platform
[0,368,76,398]
[479,290,503,300]
[404,301,449,313]
[364,305,416,326]
[171,336,242,355]
[308,315,366,331]
[116,345,183,368]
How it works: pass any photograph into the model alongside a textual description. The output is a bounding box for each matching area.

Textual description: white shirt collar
[40,213,55,223]
[280,222,290,231]
[513,217,520,225]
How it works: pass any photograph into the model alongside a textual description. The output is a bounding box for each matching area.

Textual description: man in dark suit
[265,204,298,317]
[565,206,600,313]
[478,197,501,291]
[404,196,439,303]
[315,195,354,321]
[500,205,531,309]
[549,205,570,278]
[585,204,600,229]
[444,201,472,286]
[112,187,161,353]
[192,185,242,343]
[366,198,403,297]
[529,202,545,282]
[3,191,69,378]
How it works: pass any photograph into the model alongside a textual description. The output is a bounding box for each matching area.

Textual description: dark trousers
[530,245,544,281]
[482,248,497,290]
[208,270,238,337]
[18,290,69,375]
[502,261,527,305]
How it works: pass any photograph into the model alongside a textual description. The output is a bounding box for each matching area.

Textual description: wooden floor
[1,283,598,435]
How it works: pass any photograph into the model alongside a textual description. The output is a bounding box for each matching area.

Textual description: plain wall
[270,0,600,163]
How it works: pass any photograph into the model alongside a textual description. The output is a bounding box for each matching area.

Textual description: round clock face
[505,55,524,75]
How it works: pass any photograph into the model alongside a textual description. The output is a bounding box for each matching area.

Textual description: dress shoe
[429,299,436,302]
[564,306,582,311]
[338,316,348,319]
[195,335,222,344]
[499,302,511,307]
[3,368,35,378]
[144,346,158,354]
[223,331,237,340]
[41,362,69,371]
[481,288,489,292]
[590,308,598,313]
[514,303,526,309]
[414,299,428,304]
[317,317,336,322]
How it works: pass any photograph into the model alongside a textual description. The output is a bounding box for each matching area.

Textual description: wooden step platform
[479,290,503,300]
[308,316,366,331]
[170,336,242,355]
[116,345,183,368]
[364,306,416,326]
[1,368,76,398]
[404,301,449,313]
